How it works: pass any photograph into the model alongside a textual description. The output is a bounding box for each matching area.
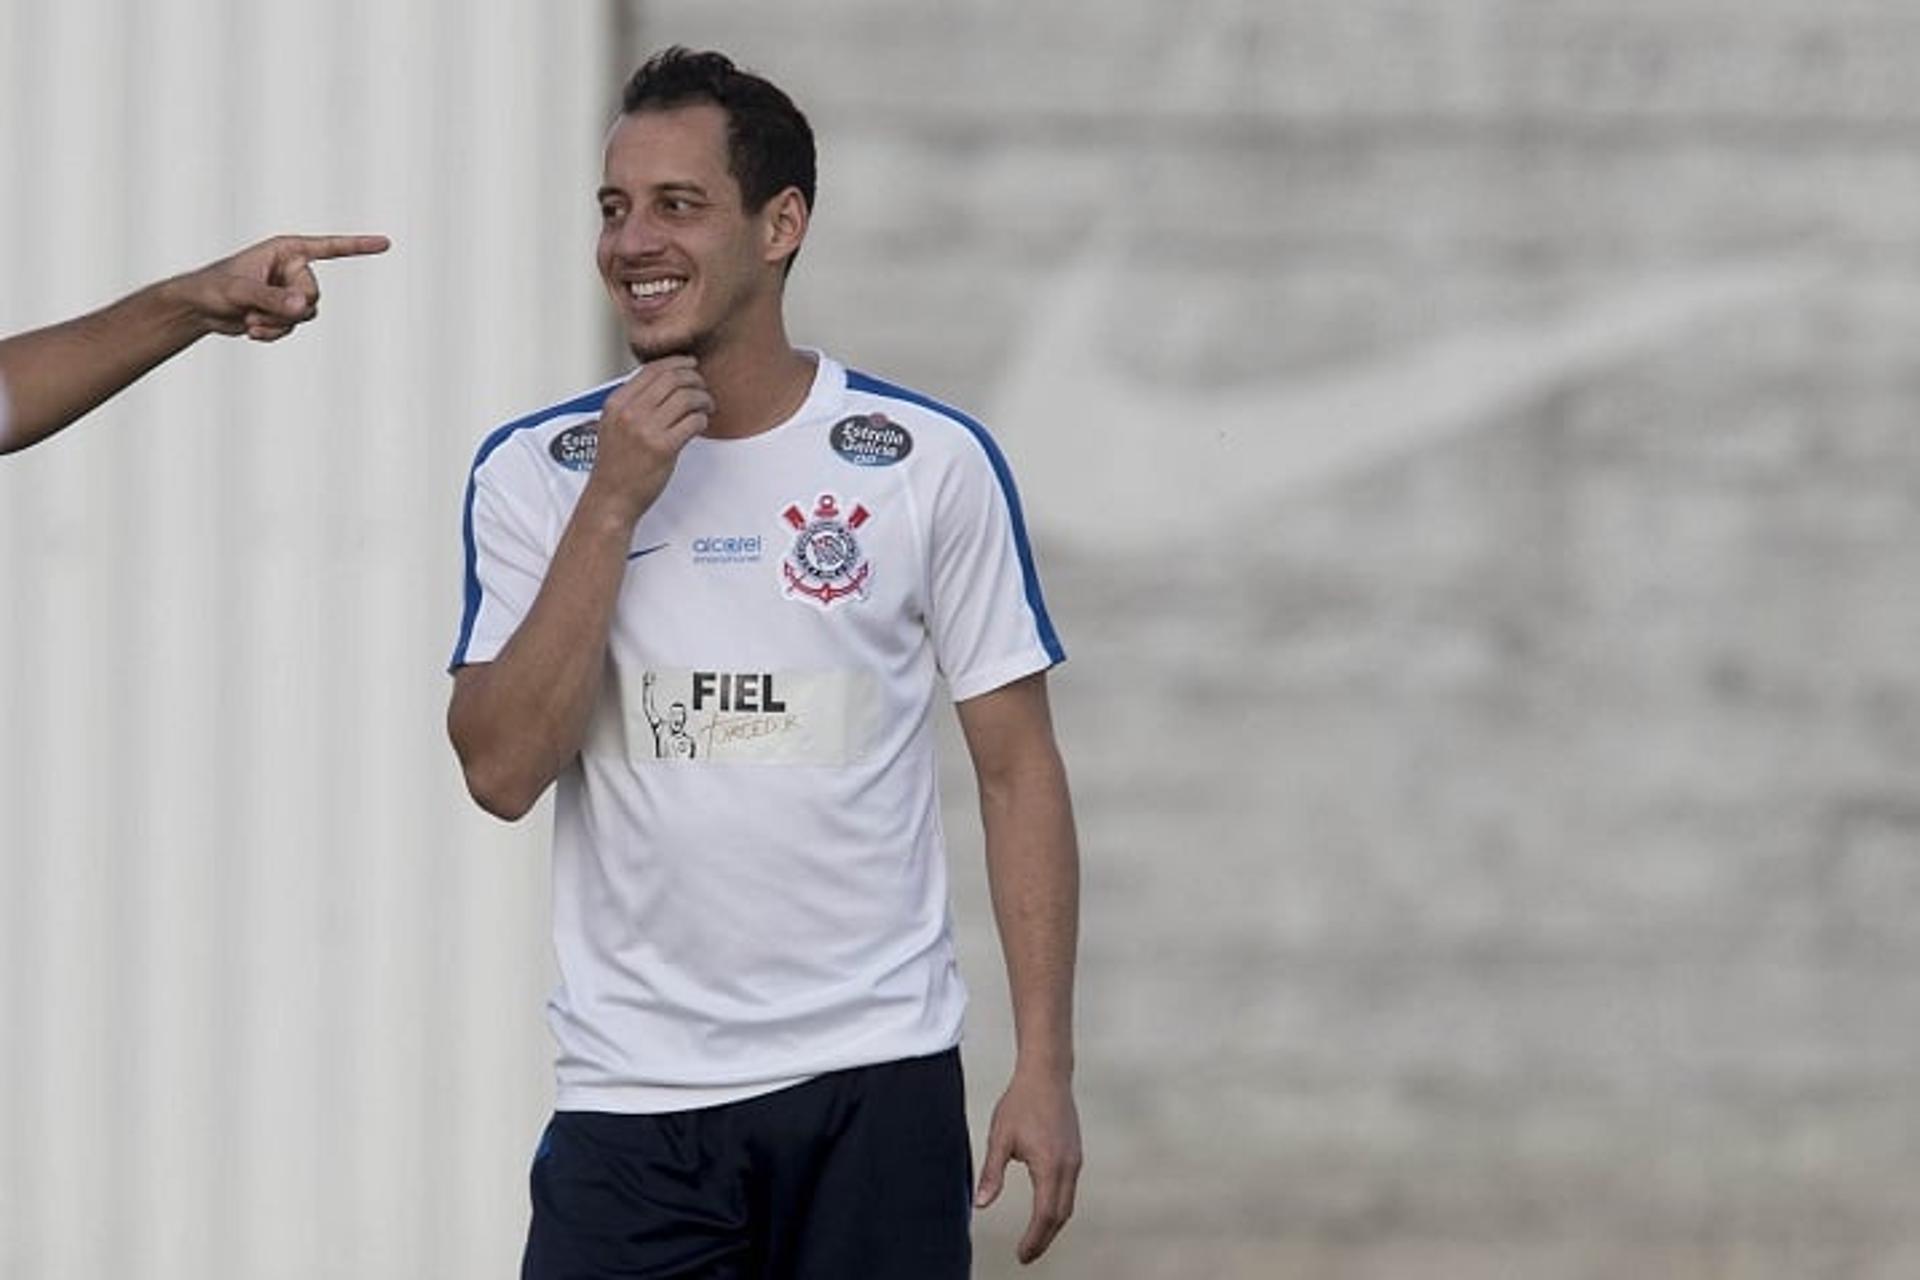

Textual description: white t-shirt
[452,353,1064,1112]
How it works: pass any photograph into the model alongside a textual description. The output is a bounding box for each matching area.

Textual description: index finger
[280,234,392,262]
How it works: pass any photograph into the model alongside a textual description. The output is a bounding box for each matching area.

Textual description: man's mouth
[625,277,686,305]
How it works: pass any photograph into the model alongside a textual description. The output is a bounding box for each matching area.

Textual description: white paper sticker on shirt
[631,668,878,766]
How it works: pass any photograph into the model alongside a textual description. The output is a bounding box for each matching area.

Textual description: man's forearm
[981,747,1081,1075]
[969,702,1086,1265]
[0,281,207,454]
[449,490,639,819]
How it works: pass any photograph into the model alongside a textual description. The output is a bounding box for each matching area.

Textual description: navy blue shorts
[522,1049,972,1279]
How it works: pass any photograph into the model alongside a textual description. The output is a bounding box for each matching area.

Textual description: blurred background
[5,1,1920,1276]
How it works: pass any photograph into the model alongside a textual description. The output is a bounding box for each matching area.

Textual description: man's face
[596,104,775,361]
[669,703,687,731]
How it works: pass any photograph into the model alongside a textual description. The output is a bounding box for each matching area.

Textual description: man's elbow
[449,726,544,822]
[462,762,542,822]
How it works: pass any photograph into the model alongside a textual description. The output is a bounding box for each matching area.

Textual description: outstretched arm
[0,232,389,455]
[958,671,1084,1266]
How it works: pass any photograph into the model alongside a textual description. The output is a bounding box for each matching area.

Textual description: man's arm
[0,233,389,455]
[641,669,662,729]
[447,357,711,821]
[958,670,1083,1266]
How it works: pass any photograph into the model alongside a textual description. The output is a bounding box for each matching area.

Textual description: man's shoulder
[834,366,1035,499]
[833,365,1017,475]
[467,377,625,484]
[839,367,987,437]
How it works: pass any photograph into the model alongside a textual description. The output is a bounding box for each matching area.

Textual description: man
[447,47,1081,1276]
[0,233,390,454]
[641,669,698,759]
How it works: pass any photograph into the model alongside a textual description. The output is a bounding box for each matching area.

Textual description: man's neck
[692,329,817,441]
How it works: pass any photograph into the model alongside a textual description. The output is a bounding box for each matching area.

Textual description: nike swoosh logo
[991,227,1828,547]
[627,542,670,561]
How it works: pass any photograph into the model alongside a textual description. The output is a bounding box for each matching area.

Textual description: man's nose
[611,210,668,258]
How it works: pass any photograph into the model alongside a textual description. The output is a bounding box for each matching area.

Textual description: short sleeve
[926,432,1065,702]
[450,440,552,670]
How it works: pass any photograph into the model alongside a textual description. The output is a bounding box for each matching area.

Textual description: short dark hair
[620,47,816,218]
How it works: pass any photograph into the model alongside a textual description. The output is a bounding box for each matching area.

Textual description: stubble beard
[629,332,709,363]
[625,309,721,364]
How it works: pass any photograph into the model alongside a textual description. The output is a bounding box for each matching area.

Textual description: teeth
[629,278,683,300]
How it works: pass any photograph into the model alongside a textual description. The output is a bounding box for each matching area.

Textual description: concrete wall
[4,2,1918,1277]
[639,3,1920,1275]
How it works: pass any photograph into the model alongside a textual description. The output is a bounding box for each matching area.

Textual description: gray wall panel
[1,3,606,1277]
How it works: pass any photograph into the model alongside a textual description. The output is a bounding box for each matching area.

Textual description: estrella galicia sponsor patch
[549,421,598,472]
[780,493,872,607]
[829,413,913,467]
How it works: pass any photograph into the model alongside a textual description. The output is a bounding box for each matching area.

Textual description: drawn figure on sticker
[642,670,697,759]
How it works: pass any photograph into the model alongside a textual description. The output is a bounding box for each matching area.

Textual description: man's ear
[764,187,809,268]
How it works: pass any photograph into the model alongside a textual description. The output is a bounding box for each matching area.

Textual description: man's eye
[599,203,623,222]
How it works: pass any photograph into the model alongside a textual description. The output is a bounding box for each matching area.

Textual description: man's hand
[168,233,391,342]
[582,355,713,526]
[0,231,390,455]
[975,1066,1083,1265]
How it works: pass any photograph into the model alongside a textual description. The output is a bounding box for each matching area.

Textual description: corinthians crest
[781,493,872,606]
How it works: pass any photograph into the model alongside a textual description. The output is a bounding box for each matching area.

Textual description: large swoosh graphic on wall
[990,236,1829,548]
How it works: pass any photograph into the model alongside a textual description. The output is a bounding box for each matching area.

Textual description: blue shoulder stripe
[844,369,1065,665]
[449,384,617,670]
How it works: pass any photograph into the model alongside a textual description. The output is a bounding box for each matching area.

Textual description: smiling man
[446,48,1082,1277]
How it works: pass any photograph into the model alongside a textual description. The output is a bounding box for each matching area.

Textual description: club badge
[781,493,872,607]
